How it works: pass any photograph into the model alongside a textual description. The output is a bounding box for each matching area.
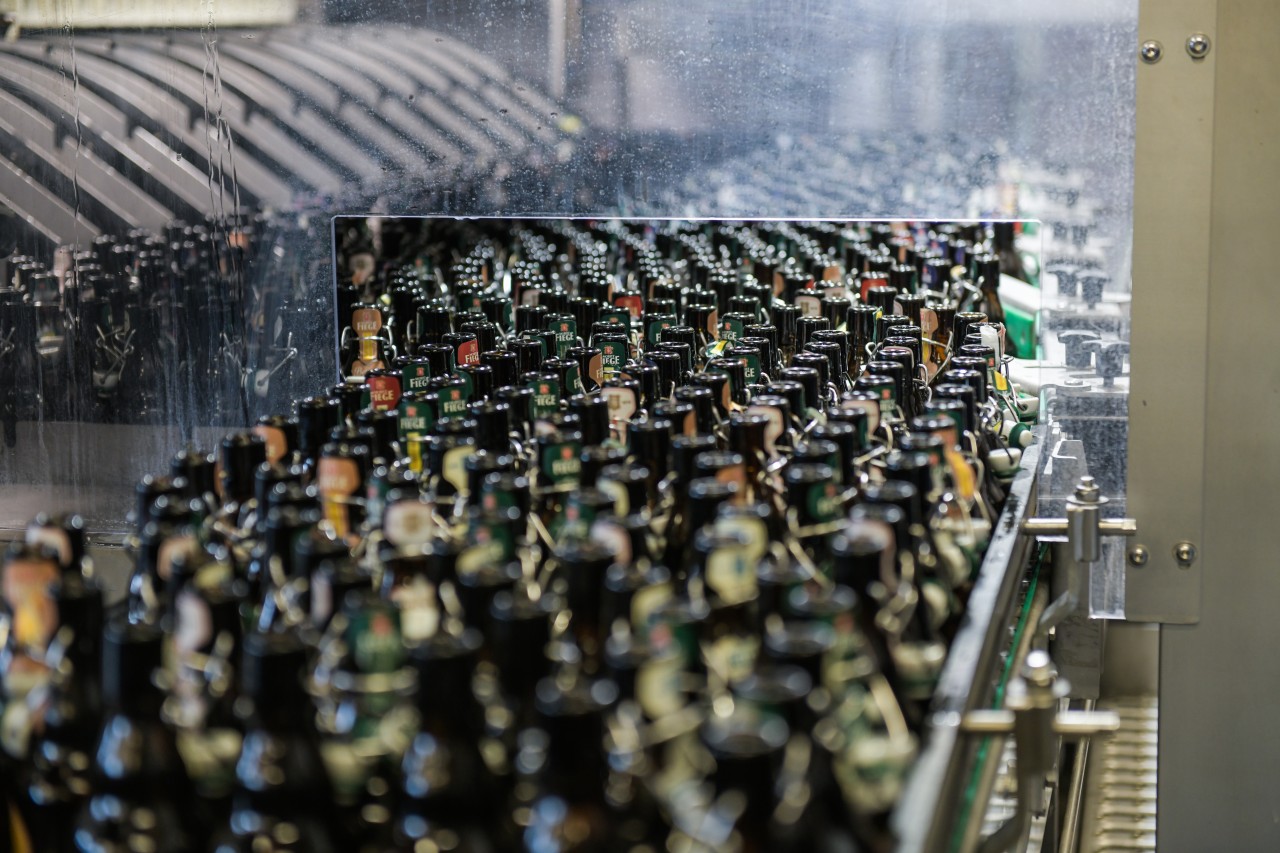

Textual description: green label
[467,515,515,563]
[451,369,475,403]
[564,362,582,395]
[529,377,560,419]
[541,440,582,484]
[807,480,841,523]
[740,351,761,384]
[398,398,434,438]
[719,316,745,342]
[403,364,431,392]
[647,317,674,346]
[437,385,469,418]
[600,341,625,382]
[349,602,404,675]
[554,317,577,358]
[601,308,630,327]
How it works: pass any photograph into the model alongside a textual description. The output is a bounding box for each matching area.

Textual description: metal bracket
[1020,476,1136,637]
[960,651,1121,853]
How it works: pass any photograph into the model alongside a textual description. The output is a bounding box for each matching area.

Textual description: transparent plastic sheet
[0,1,1135,532]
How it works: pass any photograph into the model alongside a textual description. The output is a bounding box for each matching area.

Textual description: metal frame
[1134,0,1280,849]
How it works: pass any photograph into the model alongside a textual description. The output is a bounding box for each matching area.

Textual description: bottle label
[441,445,474,495]
[457,538,506,578]
[530,378,560,420]
[352,307,382,337]
[702,634,759,684]
[647,317,673,346]
[599,341,625,382]
[601,308,631,327]
[637,654,684,719]
[398,399,434,439]
[456,338,480,366]
[713,516,768,566]
[631,580,672,638]
[564,362,582,396]
[614,293,643,318]
[391,575,436,643]
[590,518,633,566]
[318,456,361,539]
[383,500,435,547]
[921,308,946,379]
[705,543,758,606]
[583,352,604,390]
[602,385,638,423]
[467,516,515,563]
[719,315,744,342]
[437,385,469,419]
[2,556,58,675]
[806,481,841,524]
[795,292,822,317]
[739,351,761,384]
[406,435,427,474]
[554,318,577,357]
[367,373,402,412]
[253,424,289,464]
[746,404,785,455]
[450,369,474,404]
[349,603,405,675]
[841,397,881,434]
[541,441,582,485]
[403,363,431,392]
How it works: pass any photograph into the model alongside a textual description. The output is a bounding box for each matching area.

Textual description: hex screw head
[1140,40,1163,64]
[1186,33,1211,59]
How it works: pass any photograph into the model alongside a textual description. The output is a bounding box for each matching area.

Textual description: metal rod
[958,578,1050,853]
[1058,700,1096,853]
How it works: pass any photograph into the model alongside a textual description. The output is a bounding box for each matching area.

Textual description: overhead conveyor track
[0,25,578,250]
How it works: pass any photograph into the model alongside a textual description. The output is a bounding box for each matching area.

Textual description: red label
[457,338,480,366]
[368,375,402,411]
[860,276,889,301]
[615,294,643,318]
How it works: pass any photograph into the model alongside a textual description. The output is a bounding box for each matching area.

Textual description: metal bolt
[1140,40,1163,64]
[1021,650,1057,688]
[1074,475,1101,503]
[1186,33,1211,59]
[1128,545,1149,567]
[1174,542,1198,567]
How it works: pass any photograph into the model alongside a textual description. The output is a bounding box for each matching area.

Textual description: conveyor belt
[1082,698,1158,853]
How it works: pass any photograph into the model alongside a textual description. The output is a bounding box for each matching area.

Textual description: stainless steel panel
[1156,0,1280,848]
[1125,0,1217,623]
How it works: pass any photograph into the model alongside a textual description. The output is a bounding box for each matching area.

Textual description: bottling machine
[0,1,1276,851]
